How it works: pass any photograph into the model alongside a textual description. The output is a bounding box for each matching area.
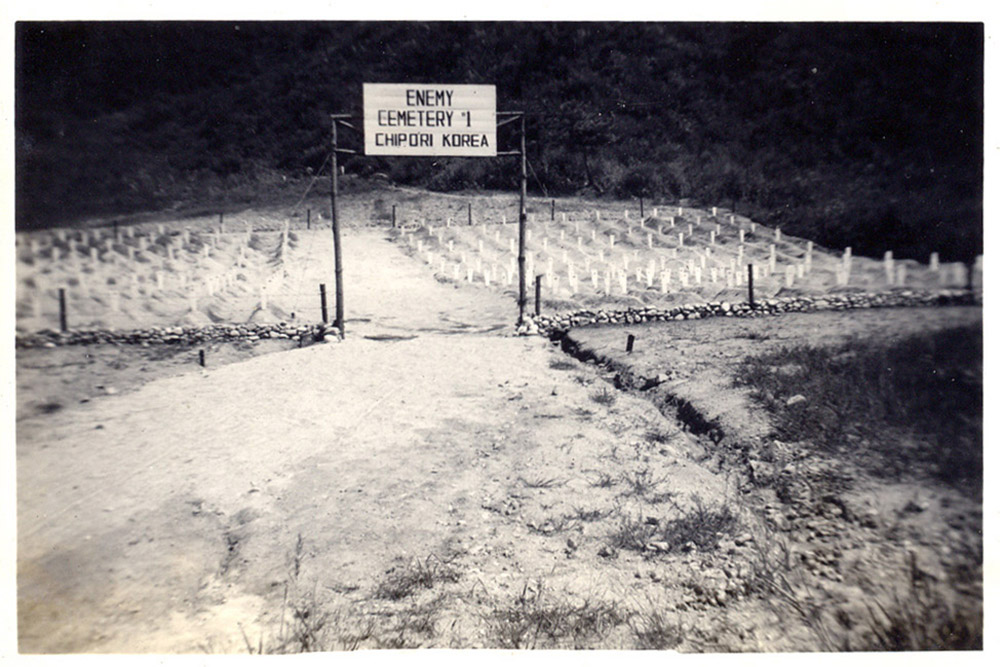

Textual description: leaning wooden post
[58,287,67,332]
[392,205,397,228]
[467,202,472,226]
[626,333,636,353]
[320,283,328,324]
[535,274,543,316]
[551,199,555,221]
[639,197,644,218]
[747,263,755,308]
[330,114,345,339]
[307,208,311,230]
[199,349,206,367]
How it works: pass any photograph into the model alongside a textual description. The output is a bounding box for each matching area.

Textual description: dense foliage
[16,22,982,261]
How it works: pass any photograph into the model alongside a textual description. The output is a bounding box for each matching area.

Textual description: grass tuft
[485,581,627,649]
[374,555,460,601]
[590,386,617,406]
[519,476,567,489]
[630,608,683,649]
[658,496,737,552]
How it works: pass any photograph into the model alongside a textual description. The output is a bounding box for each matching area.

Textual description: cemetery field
[14,187,983,652]
[13,184,980,337]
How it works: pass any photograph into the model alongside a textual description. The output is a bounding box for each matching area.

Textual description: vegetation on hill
[15,22,982,262]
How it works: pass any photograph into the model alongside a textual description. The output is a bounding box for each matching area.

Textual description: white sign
[363,83,497,157]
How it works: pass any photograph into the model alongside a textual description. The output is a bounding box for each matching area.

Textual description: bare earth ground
[16,223,983,652]
[566,307,983,648]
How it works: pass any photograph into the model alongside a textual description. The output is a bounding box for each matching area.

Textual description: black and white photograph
[4,2,990,657]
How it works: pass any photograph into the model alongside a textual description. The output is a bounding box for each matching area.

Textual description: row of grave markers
[17,220,297,322]
[405,209,979,296]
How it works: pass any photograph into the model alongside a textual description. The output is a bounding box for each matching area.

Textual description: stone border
[16,289,979,348]
[518,289,981,337]
[16,322,342,349]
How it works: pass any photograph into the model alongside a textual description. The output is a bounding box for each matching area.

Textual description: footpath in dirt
[15,227,983,652]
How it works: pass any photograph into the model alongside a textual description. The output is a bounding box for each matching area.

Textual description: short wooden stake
[535,275,543,316]
[199,349,206,367]
[307,209,311,230]
[320,283,328,323]
[748,263,755,307]
[626,334,635,353]
[58,288,67,331]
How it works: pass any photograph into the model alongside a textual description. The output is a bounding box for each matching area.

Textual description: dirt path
[277,228,513,336]
[19,230,708,652]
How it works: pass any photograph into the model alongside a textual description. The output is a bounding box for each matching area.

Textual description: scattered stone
[903,499,928,514]
[785,394,808,407]
[597,545,618,559]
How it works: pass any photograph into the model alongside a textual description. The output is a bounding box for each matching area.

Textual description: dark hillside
[15,22,982,262]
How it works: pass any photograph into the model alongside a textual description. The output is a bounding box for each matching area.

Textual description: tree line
[15,22,982,261]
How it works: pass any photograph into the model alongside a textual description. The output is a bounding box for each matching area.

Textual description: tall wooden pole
[330,116,345,338]
[518,114,528,325]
